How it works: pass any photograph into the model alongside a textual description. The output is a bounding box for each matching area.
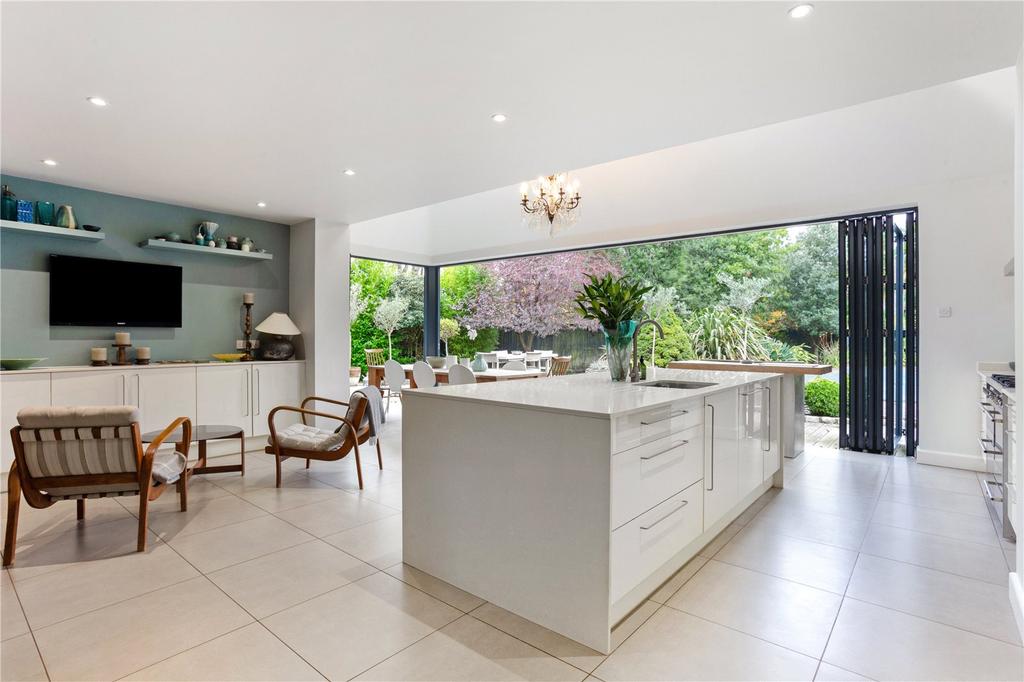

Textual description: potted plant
[575,274,652,381]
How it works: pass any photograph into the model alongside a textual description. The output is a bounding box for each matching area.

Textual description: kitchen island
[401,368,781,653]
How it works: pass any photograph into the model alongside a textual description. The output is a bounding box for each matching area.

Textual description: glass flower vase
[603,320,637,382]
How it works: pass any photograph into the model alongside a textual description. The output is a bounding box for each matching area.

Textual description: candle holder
[241,301,254,361]
[91,359,110,367]
[135,357,151,365]
[111,343,132,366]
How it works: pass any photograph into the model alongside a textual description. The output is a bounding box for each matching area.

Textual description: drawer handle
[640,440,689,461]
[640,500,689,530]
[641,409,689,426]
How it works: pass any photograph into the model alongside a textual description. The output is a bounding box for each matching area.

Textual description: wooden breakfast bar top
[667,360,832,375]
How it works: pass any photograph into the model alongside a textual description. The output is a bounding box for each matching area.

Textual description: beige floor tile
[610,599,660,649]
[732,488,779,526]
[667,559,842,657]
[235,477,349,514]
[167,515,313,573]
[14,542,198,629]
[6,516,160,583]
[649,555,708,603]
[2,495,132,541]
[385,563,485,612]
[860,523,1009,585]
[814,662,873,681]
[1,633,47,682]
[593,607,818,681]
[207,467,313,496]
[323,514,402,569]
[274,493,398,538]
[33,576,252,681]
[747,505,869,551]
[761,486,878,522]
[870,499,1000,547]
[714,525,858,593]
[123,623,324,681]
[823,598,1023,682]
[208,540,375,618]
[145,494,268,540]
[139,478,234,511]
[698,523,742,558]
[1,571,29,641]
[356,614,585,681]
[879,481,990,518]
[471,602,606,673]
[263,571,460,682]
[887,462,983,495]
[846,554,1022,645]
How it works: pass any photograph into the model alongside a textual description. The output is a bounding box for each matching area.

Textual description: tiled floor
[1,405,1021,681]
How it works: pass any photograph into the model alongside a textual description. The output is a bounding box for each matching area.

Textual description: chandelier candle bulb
[519,172,582,237]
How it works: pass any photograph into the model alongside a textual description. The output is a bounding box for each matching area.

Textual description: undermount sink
[638,380,718,390]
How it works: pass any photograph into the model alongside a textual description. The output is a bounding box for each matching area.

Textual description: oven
[979,383,1014,540]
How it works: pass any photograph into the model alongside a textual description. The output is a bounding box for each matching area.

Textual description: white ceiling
[2,1,1022,226]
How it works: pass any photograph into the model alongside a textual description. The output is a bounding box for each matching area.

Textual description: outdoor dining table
[366,364,546,389]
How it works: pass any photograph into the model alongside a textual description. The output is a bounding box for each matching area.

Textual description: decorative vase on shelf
[1,185,17,221]
[55,205,77,229]
[36,202,55,226]
[603,320,637,382]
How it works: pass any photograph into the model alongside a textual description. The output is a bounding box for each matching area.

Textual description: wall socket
[938,306,952,318]
[235,339,260,349]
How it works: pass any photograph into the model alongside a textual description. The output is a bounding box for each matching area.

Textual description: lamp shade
[255,312,301,336]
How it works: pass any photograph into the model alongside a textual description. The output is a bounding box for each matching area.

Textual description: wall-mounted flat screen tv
[49,254,183,327]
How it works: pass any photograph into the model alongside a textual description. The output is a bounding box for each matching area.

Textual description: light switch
[938,306,952,318]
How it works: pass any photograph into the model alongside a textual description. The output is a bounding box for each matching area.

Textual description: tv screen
[49,255,183,327]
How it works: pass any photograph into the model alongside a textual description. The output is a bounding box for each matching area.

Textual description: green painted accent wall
[0,176,291,366]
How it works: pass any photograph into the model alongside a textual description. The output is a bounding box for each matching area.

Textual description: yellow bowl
[212,353,245,362]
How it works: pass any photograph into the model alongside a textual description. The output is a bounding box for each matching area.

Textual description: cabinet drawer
[611,425,703,529]
[609,481,703,603]
[613,399,703,453]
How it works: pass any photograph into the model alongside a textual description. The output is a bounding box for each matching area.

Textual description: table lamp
[255,312,301,360]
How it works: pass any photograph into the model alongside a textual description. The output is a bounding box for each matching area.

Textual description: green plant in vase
[575,274,652,381]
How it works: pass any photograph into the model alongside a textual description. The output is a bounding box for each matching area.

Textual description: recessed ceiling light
[86,96,108,107]
[41,159,58,166]
[788,4,813,19]
[256,201,267,208]
[343,169,356,176]
[491,113,508,123]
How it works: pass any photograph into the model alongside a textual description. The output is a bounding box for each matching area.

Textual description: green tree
[784,224,839,344]
[440,264,499,358]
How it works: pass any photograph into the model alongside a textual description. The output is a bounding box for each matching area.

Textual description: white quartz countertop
[977,364,1015,401]
[0,359,305,375]
[403,367,780,418]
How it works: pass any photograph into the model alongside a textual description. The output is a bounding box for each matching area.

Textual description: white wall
[351,68,1018,470]
[289,219,351,418]
[1010,43,1024,642]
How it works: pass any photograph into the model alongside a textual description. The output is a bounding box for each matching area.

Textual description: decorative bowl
[1,358,46,370]
[211,353,245,362]
[426,356,446,369]
[82,224,102,232]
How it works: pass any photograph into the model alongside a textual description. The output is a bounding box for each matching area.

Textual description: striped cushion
[19,426,137,478]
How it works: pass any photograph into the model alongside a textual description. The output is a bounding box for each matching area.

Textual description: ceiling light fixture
[788,4,813,19]
[41,159,58,166]
[86,96,108,107]
[256,201,267,208]
[490,113,507,123]
[519,173,582,237]
[343,169,356,176]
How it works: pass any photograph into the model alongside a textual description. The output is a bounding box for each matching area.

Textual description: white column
[1011,44,1023,640]
[289,218,351,410]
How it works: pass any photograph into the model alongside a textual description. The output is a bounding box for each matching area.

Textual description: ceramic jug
[55,205,77,229]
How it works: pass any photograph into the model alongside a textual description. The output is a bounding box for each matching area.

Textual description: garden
[350,223,841,416]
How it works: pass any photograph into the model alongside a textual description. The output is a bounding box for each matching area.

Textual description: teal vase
[1,185,16,221]
[603,320,637,382]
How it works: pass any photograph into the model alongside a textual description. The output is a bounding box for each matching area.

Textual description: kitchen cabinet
[0,373,51,473]
[51,370,130,407]
[251,362,304,435]
[133,367,197,435]
[702,387,740,532]
[738,382,766,495]
[763,377,782,481]
[197,364,254,436]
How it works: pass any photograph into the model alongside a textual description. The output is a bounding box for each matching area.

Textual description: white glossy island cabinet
[402,368,781,653]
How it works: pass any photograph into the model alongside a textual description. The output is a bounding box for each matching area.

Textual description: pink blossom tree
[459,251,620,351]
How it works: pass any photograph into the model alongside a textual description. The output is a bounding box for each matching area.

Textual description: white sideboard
[1,361,306,477]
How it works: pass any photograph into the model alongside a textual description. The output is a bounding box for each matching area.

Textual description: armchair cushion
[269,423,345,452]
[18,405,140,429]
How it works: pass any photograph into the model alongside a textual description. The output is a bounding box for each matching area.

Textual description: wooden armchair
[4,406,192,567]
[364,348,387,367]
[264,394,383,489]
[549,356,572,376]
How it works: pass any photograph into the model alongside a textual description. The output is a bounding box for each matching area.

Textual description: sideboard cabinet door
[251,363,305,435]
[0,373,51,473]
[197,365,254,437]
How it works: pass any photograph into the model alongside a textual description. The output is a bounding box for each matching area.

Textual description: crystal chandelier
[519,173,581,236]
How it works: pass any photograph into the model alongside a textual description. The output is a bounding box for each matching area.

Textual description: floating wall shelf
[139,238,273,261]
[0,219,106,242]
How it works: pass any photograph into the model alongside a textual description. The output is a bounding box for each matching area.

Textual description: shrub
[686,306,772,360]
[764,338,815,363]
[635,310,694,366]
[805,379,839,417]
[816,337,840,368]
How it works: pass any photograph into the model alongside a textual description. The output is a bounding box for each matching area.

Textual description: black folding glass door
[838,210,919,456]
